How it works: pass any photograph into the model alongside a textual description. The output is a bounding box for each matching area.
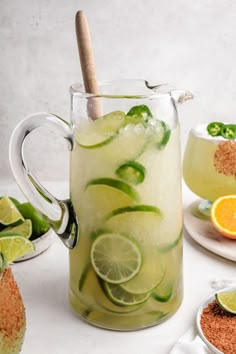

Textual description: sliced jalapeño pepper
[156,121,171,149]
[115,160,146,185]
[207,122,224,137]
[127,105,152,125]
[220,124,236,140]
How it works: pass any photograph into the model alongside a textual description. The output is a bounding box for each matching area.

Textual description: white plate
[184,200,236,262]
[196,285,236,354]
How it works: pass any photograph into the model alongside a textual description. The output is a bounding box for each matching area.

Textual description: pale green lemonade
[69,108,183,330]
[183,124,236,202]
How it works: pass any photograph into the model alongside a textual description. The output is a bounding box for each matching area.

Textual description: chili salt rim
[196,285,236,354]
[214,140,236,179]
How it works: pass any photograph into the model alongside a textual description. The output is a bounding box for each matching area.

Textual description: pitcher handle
[9,112,78,249]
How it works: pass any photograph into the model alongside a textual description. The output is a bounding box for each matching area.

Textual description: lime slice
[159,229,182,253]
[0,196,24,226]
[106,205,162,220]
[18,203,50,239]
[78,266,141,314]
[152,282,173,302]
[86,178,140,202]
[76,111,126,148]
[81,184,138,233]
[115,161,146,185]
[90,232,142,284]
[120,254,165,294]
[100,121,149,163]
[0,252,7,275]
[0,233,35,262]
[215,291,236,314]
[105,203,164,293]
[104,281,150,306]
[0,196,21,208]
[105,204,162,248]
[2,219,32,239]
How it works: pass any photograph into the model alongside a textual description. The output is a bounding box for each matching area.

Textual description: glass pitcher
[9,79,193,330]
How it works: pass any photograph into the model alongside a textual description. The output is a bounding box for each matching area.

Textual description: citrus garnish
[115,160,146,185]
[18,203,50,239]
[120,254,165,294]
[2,219,32,239]
[106,205,162,220]
[152,281,173,303]
[76,111,126,148]
[0,196,24,226]
[0,233,35,262]
[0,252,7,275]
[0,196,21,208]
[90,232,142,284]
[104,282,150,306]
[86,178,140,202]
[105,204,162,247]
[210,195,236,239]
[215,290,236,314]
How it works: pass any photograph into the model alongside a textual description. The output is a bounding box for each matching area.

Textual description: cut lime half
[0,233,35,262]
[2,219,32,239]
[215,291,236,314]
[104,281,150,306]
[0,196,24,226]
[90,232,142,284]
[76,111,126,148]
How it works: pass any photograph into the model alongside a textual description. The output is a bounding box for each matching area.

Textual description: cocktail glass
[183,123,236,218]
[9,79,192,330]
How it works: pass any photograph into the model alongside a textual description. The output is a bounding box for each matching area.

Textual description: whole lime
[18,203,50,240]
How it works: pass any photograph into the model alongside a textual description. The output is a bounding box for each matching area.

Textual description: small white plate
[15,228,55,262]
[196,285,236,354]
[184,200,236,262]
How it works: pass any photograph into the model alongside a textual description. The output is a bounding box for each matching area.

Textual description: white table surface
[1,182,235,354]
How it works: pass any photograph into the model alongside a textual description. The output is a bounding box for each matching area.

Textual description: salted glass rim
[70,79,171,99]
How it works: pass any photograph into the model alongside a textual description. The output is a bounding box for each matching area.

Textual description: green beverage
[10,80,192,330]
[69,108,183,330]
[183,124,236,201]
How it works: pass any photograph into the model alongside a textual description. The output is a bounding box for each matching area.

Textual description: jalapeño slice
[220,124,236,140]
[207,122,224,137]
[156,121,171,149]
[127,105,152,125]
[115,160,146,185]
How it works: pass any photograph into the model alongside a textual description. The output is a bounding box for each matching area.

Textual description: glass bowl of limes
[0,196,54,261]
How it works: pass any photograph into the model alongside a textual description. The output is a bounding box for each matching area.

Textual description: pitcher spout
[170,89,194,105]
[145,81,193,104]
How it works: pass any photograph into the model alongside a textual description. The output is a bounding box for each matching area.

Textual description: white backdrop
[1,0,236,183]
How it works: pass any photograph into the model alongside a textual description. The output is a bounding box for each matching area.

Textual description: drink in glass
[183,123,236,215]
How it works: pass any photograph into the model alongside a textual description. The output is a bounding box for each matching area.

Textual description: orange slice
[210,195,236,239]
